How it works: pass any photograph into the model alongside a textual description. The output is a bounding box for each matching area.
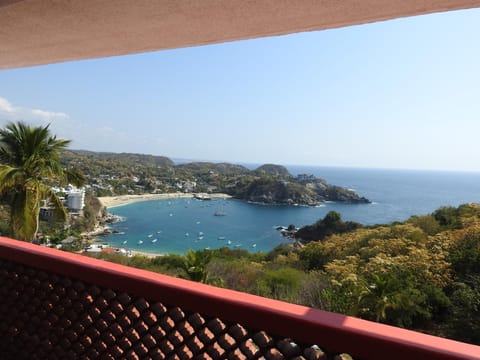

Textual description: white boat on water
[122,240,128,245]
[138,240,143,245]
[147,234,153,238]
[194,194,211,200]
[151,239,158,243]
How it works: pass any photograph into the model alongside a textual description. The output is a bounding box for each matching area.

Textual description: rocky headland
[230,165,370,206]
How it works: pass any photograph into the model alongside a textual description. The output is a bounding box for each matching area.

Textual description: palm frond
[0,165,23,192]
[0,121,81,241]
[63,168,86,187]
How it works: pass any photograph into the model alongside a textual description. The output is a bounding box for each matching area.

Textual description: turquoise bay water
[103,167,480,255]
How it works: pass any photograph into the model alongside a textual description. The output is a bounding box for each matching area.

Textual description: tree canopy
[0,122,85,241]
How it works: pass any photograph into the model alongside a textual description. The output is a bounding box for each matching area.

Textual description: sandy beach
[129,250,164,258]
[98,192,231,208]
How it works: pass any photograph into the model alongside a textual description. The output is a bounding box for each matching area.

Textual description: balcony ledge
[0,237,478,359]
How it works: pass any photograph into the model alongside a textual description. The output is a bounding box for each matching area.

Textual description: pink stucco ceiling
[1,0,480,69]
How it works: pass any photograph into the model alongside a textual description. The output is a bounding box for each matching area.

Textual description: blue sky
[1,8,480,171]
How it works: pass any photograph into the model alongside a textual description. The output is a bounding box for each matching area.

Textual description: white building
[66,190,85,211]
[51,184,86,211]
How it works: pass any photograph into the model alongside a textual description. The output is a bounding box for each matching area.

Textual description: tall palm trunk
[10,186,41,241]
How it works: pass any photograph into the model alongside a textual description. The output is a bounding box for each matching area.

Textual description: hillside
[61,150,369,205]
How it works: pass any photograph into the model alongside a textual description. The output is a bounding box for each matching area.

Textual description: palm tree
[359,273,399,323]
[180,249,213,283]
[0,122,85,241]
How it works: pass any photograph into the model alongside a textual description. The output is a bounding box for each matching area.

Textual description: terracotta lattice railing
[0,237,478,360]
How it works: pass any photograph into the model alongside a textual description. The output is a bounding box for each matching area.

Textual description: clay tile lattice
[0,259,353,360]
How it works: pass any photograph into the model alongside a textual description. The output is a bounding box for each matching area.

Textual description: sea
[102,166,480,255]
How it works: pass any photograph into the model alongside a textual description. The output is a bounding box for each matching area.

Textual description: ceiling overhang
[1,0,480,69]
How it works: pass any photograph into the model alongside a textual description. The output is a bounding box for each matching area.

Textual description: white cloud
[0,97,16,113]
[0,96,165,155]
[31,109,69,121]
[0,96,78,144]
[0,96,70,126]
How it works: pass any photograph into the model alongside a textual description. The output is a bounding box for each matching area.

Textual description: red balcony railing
[0,237,478,359]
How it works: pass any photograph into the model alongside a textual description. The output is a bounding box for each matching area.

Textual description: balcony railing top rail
[0,237,478,359]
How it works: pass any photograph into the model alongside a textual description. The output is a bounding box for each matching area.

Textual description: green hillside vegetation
[175,162,249,176]
[90,203,480,345]
[254,164,292,177]
[295,211,363,241]
[61,150,370,205]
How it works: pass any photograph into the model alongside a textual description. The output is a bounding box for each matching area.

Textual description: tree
[179,249,213,283]
[0,122,85,241]
[295,211,362,242]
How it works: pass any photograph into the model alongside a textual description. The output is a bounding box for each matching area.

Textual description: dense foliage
[91,203,480,345]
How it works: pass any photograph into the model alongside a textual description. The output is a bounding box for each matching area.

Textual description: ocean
[102,166,480,254]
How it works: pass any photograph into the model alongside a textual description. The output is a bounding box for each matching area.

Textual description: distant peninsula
[61,151,370,206]
[229,164,369,206]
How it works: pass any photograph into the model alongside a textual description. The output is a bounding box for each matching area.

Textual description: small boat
[252,244,257,248]
[198,236,204,240]
[138,240,143,245]
[157,230,162,234]
[122,240,128,245]
[185,233,190,237]
[218,236,226,240]
[169,213,173,217]
[151,239,158,243]
[194,194,211,200]
[196,221,201,225]
[214,211,226,216]
[198,232,204,236]
[147,234,153,238]
[227,240,232,245]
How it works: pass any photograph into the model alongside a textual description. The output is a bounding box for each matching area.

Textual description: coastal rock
[232,175,370,206]
[320,185,370,204]
[233,178,321,206]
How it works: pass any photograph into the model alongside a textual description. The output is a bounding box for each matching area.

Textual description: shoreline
[98,192,231,208]
[129,249,164,258]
